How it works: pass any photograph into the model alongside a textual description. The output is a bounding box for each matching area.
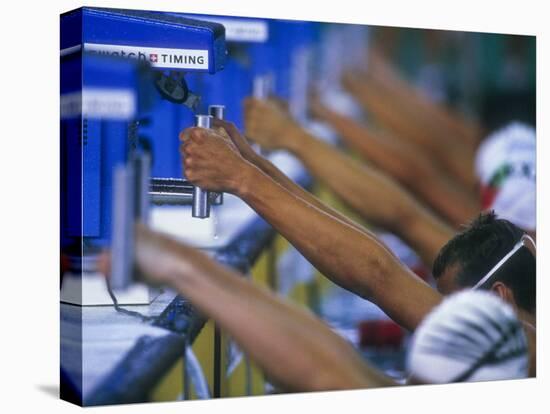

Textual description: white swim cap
[491,176,536,231]
[407,290,528,384]
[475,121,536,231]
[475,122,535,186]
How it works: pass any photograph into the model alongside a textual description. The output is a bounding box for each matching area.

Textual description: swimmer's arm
[312,105,480,226]
[242,99,452,264]
[181,126,443,330]
[342,71,477,191]
[364,50,485,151]
[134,224,397,392]
[270,125,453,268]
[232,160,443,331]
[214,121,443,328]
[215,119,369,235]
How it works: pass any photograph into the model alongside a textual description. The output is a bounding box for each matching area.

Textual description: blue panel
[270,21,294,100]
[249,40,275,77]
[62,8,226,73]
[82,53,140,90]
[63,118,83,238]
[147,98,185,178]
[83,8,225,73]
[269,20,320,119]
[60,9,82,50]
[61,54,139,246]
[200,58,251,130]
[60,52,82,95]
[95,121,129,245]
[61,8,231,248]
[60,51,82,245]
[82,119,102,237]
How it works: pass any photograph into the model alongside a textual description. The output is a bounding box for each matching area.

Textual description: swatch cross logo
[149,53,158,63]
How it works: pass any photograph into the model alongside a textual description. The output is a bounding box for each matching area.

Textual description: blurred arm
[342,71,478,192]
[365,49,485,150]
[134,224,396,392]
[311,102,480,227]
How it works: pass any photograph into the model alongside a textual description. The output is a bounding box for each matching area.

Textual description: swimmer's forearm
[344,74,477,191]
[135,225,394,391]
[364,56,485,150]
[236,162,395,298]
[278,127,452,266]
[235,163,442,330]
[316,108,480,226]
[247,152,378,236]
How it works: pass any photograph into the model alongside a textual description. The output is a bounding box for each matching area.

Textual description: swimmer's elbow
[359,252,399,302]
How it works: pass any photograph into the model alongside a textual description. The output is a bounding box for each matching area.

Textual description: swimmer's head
[432,211,535,315]
[407,290,528,384]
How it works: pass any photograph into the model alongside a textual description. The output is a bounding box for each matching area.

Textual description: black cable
[105,278,156,323]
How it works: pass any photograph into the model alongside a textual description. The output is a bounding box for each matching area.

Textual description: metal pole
[191,115,213,218]
[208,105,225,206]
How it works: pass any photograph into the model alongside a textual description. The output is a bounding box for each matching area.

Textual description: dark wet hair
[432,211,535,313]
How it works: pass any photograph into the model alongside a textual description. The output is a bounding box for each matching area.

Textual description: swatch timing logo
[83,43,209,69]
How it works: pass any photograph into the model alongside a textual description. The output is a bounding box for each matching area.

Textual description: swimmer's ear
[491,282,516,308]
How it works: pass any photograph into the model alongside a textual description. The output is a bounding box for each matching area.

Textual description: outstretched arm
[180,126,443,331]
[341,70,478,192]
[244,98,454,267]
[131,224,396,392]
[213,118,381,236]
[309,98,480,227]
[364,49,485,151]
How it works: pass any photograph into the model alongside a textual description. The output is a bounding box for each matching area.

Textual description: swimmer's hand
[243,97,302,151]
[97,223,203,288]
[179,126,254,194]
